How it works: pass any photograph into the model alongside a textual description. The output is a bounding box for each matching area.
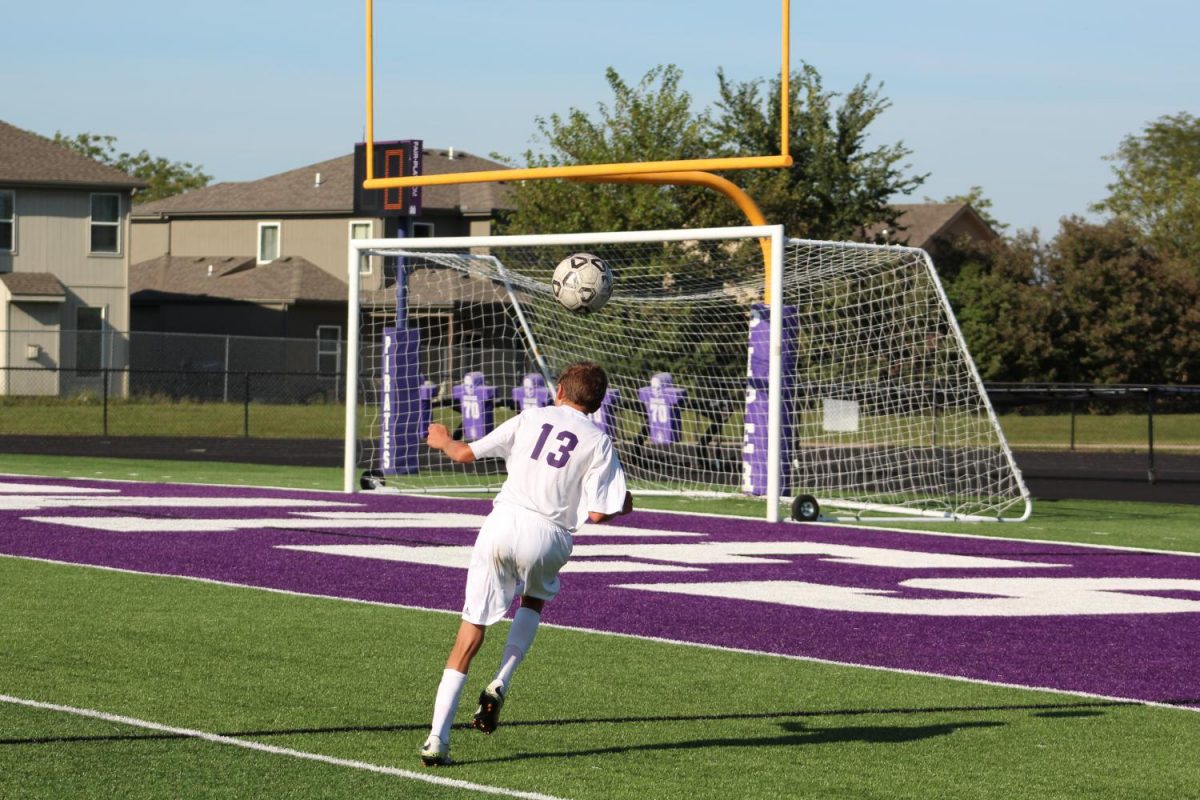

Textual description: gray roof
[132,148,513,217]
[130,255,346,305]
[360,267,512,310]
[0,271,67,298]
[0,120,145,190]
[872,203,998,248]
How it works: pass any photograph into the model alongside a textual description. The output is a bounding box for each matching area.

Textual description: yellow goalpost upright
[360,0,795,192]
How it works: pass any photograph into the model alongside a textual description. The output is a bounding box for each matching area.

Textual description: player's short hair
[558,361,608,414]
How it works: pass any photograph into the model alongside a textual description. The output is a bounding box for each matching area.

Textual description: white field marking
[3,551,1198,716]
[21,506,700,539]
[293,511,487,522]
[616,578,1200,616]
[563,542,1064,570]
[277,544,705,574]
[22,515,484,534]
[570,525,707,538]
[805,519,1200,558]
[0,496,359,512]
[0,481,117,494]
[276,541,1062,574]
[639,504,1200,559]
[538,560,700,574]
[0,693,567,800]
[21,512,704,538]
[294,513,706,539]
[6,473,1198,559]
[23,512,703,538]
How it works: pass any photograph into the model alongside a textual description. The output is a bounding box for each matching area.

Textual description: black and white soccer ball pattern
[551,252,614,314]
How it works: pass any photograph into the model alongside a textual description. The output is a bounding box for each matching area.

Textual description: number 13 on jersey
[530,423,578,468]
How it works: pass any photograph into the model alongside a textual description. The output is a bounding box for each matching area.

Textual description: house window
[258,222,281,263]
[76,306,104,377]
[412,221,435,238]
[0,190,13,252]
[350,220,373,275]
[317,325,342,375]
[90,193,120,254]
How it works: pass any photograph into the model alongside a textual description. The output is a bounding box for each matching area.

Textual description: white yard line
[0,692,568,800]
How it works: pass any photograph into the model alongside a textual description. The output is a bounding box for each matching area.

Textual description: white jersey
[469,404,627,531]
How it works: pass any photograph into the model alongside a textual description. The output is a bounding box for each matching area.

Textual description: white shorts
[461,502,573,626]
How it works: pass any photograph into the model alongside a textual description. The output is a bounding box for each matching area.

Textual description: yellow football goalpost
[361,0,793,294]
[362,0,793,192]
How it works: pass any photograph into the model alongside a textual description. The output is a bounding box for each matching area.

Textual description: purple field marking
[1,476,1198,710]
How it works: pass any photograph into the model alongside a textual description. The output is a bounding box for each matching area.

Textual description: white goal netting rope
[349,229,1028,521]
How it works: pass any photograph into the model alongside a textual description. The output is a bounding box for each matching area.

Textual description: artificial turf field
[1,456,1198,799]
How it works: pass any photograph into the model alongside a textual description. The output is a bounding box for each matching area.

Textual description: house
[872,203,999,249]
[128,148,514,344]
[0,120,144,396]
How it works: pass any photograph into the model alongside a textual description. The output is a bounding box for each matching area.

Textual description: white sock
[493,606,541,692]
[430,668,468,743]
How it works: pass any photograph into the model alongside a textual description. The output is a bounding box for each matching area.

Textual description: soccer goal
[343,225,1030,522]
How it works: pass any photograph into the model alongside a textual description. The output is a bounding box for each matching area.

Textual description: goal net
[344,226,1029,522]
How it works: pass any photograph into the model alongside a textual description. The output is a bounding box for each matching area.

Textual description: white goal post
[343,225,1030,522]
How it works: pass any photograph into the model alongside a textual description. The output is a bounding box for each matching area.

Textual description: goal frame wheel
[791,494,820,522]
[360,470,386,491]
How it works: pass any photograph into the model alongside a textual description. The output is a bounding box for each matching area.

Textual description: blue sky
[7,0,1197,235]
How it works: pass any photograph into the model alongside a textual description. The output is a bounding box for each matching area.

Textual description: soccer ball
[552,252,613,314]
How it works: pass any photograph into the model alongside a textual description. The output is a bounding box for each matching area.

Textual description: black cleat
[472,680,506,735]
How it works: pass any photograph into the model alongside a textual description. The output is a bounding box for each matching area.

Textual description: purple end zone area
[1,475,1198,710]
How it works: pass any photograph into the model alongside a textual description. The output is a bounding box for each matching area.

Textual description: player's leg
[421,620,488,765]
[494,596,543,689]
[473,596,543,735]
[421,513,517,765]
[474,512,571,735]
[447,620,488,672]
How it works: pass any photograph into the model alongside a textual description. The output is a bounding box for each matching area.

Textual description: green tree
[944,219,1200,384]
[1045,218,1200,384]
[942,232,1061,382]
[497,65,711,236]
[53,132,211,203]
[499,63,926,241]
[705,64,927,240]
[1091,112,1200,264]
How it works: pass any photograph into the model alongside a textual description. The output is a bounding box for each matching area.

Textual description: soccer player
[419,361,633,767]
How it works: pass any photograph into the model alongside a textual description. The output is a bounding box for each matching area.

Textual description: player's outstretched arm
[427,423,476,464]
[587,491,633,524]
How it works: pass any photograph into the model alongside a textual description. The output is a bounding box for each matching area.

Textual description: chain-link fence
[1,329,347,439]
[0,366,345,439]
[4,328,343,388]
[0,329,536,441]
[4,327,1198,461]
[3,329,343,396]
[128,331,345,403]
